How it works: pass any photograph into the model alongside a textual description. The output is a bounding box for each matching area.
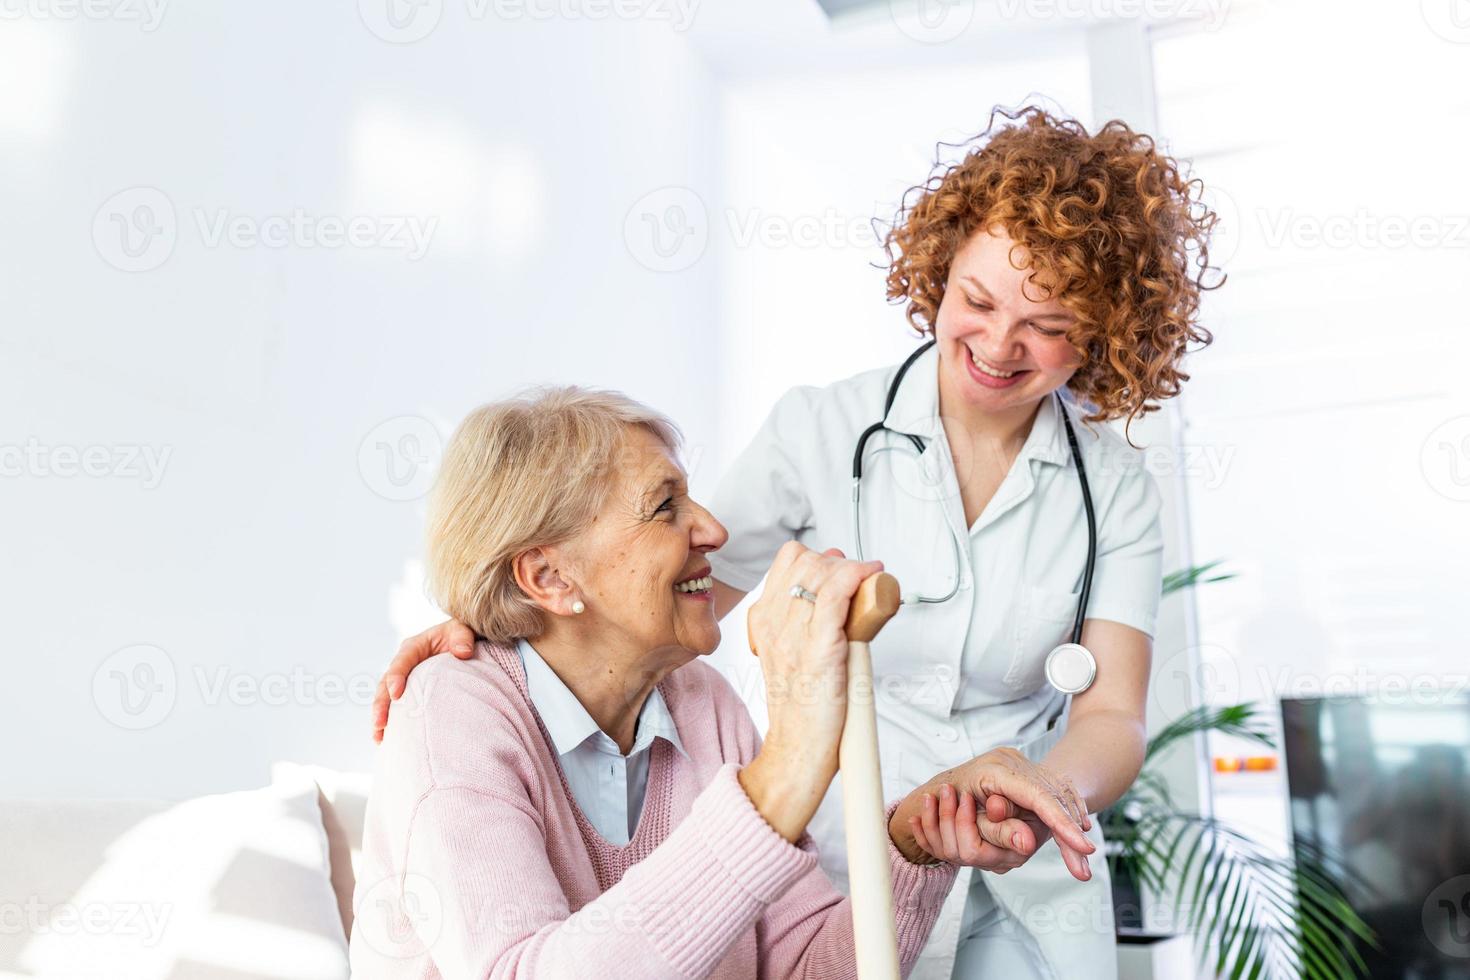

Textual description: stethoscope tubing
[852,338,1098,645]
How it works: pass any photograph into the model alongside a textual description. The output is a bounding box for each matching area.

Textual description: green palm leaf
[1163,560,1238,596]
[1103,701,1378,979]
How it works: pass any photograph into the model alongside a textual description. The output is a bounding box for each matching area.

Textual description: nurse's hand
[371,620,477,743]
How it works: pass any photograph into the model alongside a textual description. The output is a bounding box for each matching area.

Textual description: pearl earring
[571,600,586,615]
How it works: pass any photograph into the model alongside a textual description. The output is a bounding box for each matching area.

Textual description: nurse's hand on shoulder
[891,747,1096,881]
[371,619,477,743]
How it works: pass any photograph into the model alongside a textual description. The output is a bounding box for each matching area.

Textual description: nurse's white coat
[707,344,1163,980]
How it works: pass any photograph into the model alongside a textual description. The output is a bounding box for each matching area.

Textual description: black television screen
[1281,696,1470,978]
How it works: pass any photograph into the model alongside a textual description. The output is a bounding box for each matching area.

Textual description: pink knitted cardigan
[348,639,957,978]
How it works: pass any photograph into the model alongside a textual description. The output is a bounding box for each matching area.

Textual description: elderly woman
[349,387,1095,979]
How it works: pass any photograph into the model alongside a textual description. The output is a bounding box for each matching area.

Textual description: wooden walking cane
[841,572,903,980]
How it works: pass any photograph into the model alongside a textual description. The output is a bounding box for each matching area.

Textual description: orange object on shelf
[1212,755,1279,773]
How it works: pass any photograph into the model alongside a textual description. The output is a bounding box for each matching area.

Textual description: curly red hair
[882,105,1221,429]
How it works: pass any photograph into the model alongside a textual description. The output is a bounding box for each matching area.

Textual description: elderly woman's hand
[737,542,883,842]
[896,784,1029,873]
[890,748,1096,880]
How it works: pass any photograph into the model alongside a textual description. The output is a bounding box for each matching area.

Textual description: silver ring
[788,584,818,603]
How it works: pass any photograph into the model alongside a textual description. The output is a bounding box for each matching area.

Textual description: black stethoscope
[850,339,1100,695]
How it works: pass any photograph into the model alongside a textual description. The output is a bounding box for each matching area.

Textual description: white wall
[1,6,722,798]
[1151,0,1470,843]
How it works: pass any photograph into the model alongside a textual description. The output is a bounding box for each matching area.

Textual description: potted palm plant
[1104,563,1376,979]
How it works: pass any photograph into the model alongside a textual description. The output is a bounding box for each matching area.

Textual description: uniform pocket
[1002,584,1080,694]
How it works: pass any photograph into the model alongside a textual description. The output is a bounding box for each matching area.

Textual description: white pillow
[271,762,374,939]
[0,774,348,980]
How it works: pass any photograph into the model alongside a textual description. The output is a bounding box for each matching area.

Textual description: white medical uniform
[706,344,1163,980]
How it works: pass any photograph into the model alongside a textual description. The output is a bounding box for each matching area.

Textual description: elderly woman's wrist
[888,792,940,865]
[762,722,839,783]
[739,750,827,843]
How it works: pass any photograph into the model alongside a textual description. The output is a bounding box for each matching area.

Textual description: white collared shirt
[705,343,1160,979]
[516,639,688,846]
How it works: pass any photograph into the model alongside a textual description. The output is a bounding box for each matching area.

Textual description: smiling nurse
[373,105,1220,979]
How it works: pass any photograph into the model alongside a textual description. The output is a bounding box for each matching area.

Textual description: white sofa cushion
[0,773,348,979]
[270,762,373,940]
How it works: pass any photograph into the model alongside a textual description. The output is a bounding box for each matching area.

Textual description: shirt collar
[883,342,944,440]
[883,341,1071,467]
[516,638,688,760]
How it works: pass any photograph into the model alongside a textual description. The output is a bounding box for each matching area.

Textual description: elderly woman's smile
[553,423,728,661]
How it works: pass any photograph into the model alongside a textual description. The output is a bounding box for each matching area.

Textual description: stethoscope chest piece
[1044,642,1097,695]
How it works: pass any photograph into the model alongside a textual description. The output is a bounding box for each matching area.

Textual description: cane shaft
[841,573,903,980]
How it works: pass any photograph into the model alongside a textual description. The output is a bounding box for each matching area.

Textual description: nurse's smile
[935,226,1085,420]
[965,351,1028,389]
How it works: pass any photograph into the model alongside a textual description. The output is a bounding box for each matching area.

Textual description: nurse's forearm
[1040,709,1146,814]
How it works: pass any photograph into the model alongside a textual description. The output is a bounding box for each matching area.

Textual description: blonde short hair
[425,386,683,643]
